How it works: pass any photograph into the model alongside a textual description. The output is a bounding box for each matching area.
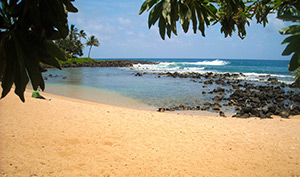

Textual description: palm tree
[78,30,87,41]
[86,35,100,58]
[69,24,79,40]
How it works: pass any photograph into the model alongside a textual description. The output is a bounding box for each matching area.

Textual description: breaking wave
[132,59,229,73]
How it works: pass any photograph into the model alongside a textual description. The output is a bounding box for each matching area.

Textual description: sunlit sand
[1,90,300,176]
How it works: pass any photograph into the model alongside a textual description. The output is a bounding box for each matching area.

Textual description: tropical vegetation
[55,24,84,57]
[58,57,98,65]
[54,24,99,59]
[86,35,100,58]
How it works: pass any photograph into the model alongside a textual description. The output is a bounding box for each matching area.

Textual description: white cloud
[118,17,132,26]
[86,21,116,34]
[266,14,286,32]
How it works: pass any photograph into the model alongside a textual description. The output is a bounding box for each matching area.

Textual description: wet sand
[1,90,300,176]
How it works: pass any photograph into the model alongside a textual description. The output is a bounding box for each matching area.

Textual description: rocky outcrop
[154,71,300,119]
[229,86,300,119]
[61,60,157,68]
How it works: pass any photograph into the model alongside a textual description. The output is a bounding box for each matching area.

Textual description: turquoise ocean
[43,58,296,110]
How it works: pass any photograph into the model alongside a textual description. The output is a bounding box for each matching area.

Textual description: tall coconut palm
[86,35,100,58]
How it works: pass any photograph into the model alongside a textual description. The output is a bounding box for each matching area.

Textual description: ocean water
[126,58,293,82]
[43,58,296,109]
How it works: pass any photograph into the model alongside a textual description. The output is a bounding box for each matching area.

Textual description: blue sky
[68,0,291,60]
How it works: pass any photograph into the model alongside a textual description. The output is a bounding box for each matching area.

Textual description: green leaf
[167,24,172,38]
[15,31,47,90]
[0,57,5,78]
[42,0,69,38]
[195,6,205,36]
[49,31,64,40]
[12,31,46,92]
[23,52,45,91]
[1,34,16,99]
[279,25,300,35]
[170,0,178,24]
[139,0,159,15]
[179,2,190,24]
[273,0,282,9]
[1,67,15,99]
[1,31,29,101]
[204,3,217,19]
[158,17,166,40]
[148,1,163,28]
[140,0,151,14]
[182,20,190,33]
[281,34,300,72]
[289,52,300,71]
[179,2,191,33]
[0,15,4,28]
[281,34,300,56]
[162,0,171,25]
[1,1,8,11]
[1,59,15,99]
[9,0,19,6]
[0,33,6,78]
[189,3,198,34]
[62,0,78,13]
[40,55,61,70]
[39,66,47,73]
[14,62,29,102]
[12,32,31,101]
[46,41,67,61]
[225,0,245,13]
[277,11,300,22]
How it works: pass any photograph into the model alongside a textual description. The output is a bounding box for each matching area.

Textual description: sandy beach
[1,90,300,176]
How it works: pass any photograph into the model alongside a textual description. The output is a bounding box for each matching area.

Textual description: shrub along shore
[49,57,157,68]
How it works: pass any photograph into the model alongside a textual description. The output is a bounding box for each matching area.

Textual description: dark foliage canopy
[0,0,77,101]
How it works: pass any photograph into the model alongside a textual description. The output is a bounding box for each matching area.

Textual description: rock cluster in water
[139,72,300,119]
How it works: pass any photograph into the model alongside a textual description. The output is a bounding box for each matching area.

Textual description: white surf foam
[132,60,228,73]
[181,60,230,66]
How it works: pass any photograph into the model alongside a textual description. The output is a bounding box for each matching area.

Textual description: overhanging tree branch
[0,0,78,102]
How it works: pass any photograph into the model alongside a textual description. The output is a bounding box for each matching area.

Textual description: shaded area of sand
[1,90,300,176]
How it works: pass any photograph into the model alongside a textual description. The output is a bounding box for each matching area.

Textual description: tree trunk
[88,46,92,58]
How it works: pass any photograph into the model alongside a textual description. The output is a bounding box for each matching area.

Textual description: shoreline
[43,66,300,118]
[29,84,156,112]
[45,66,300,118]
[1,89,300,176]
[38,83,233,117]
[9,85,300,119]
